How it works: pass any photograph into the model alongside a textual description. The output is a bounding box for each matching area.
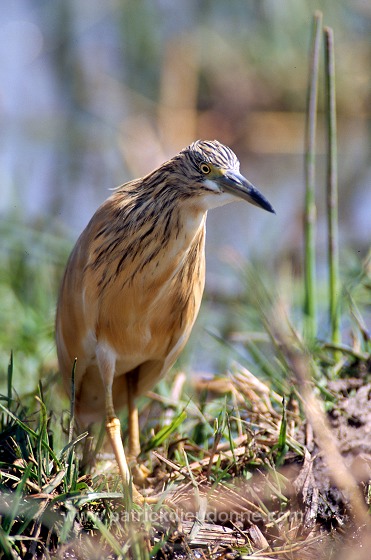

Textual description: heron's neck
[98,190,207,284]
[157,202,207,266]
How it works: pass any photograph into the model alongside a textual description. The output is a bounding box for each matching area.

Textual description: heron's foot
[106,417,145,504]
[129,460,151,486]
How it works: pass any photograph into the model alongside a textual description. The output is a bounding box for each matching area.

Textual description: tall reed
[303,11,322,341]
[324,26,341,347]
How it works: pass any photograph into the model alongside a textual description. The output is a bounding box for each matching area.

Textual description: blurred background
[0,0,370,390]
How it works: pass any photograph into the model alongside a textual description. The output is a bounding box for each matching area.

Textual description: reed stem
[324,26,341,347]
[304,11,322,341]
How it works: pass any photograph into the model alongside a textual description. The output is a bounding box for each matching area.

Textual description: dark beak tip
[257,196,275,215]
[218,172,275,214]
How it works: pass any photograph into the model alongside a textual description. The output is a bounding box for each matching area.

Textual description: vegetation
[1,7,370,560]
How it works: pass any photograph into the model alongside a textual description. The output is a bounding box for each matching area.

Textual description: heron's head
[177,139,275,214]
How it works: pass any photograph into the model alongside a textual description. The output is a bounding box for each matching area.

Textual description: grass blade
[3,462,33,535]
[68,358,77,444]
[86,511,126,559]
[144,409,187,451]
[0,526,18,560]
[0,403,60,468]
[7,351,13,409]
[35,393,49,485]
[275,398,288,467]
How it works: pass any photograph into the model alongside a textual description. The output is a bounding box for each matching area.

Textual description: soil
[147,373,371,559]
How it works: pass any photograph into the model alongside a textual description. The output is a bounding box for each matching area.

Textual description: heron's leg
[80,422,95,473]
[126,369,141,459]
[96,344,142,502]
[126,370,150,484]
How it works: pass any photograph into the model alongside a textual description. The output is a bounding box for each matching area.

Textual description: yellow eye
[200,163,211,174]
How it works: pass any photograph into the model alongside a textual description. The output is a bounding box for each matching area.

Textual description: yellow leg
[106,416,143,503]
[126,371,150,484]
[127,370,141,459]
[106,417,130,484]
[97,344,143,503]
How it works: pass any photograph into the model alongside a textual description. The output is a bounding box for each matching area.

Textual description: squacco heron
[56,140,274,500]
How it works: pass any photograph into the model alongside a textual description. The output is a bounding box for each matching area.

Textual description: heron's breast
[98,244,205,362]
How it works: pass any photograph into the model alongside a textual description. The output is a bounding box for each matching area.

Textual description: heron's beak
[215,171,275,214]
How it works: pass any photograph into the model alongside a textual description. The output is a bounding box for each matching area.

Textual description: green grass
[0,218,69,395]
[0,236,369,557]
